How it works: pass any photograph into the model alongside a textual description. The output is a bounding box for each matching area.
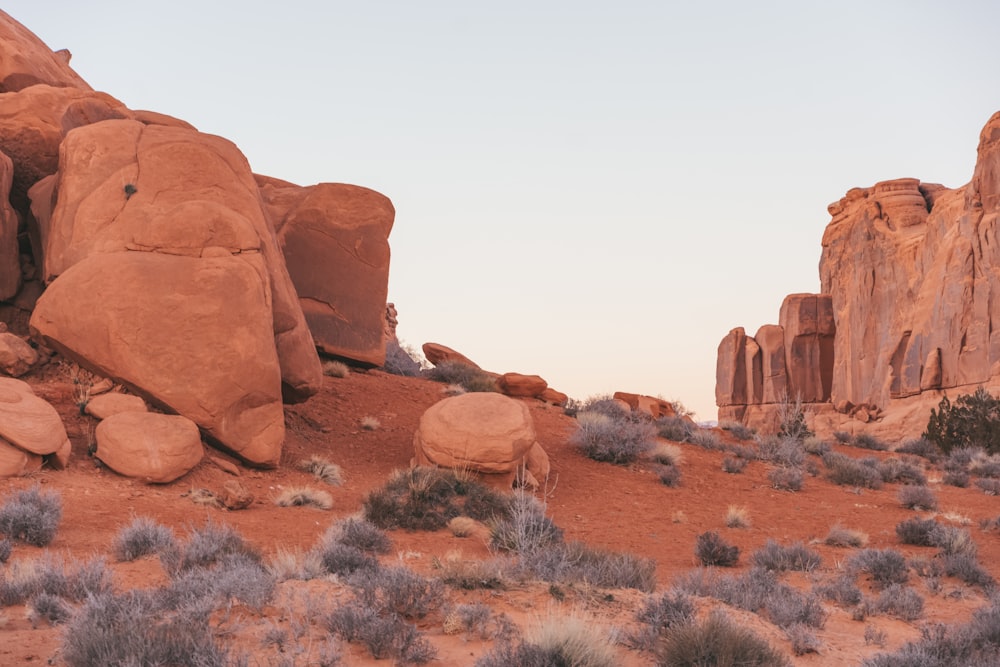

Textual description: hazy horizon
[6,2,1000,419]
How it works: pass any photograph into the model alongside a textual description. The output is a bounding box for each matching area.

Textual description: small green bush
[924,387,1000,454]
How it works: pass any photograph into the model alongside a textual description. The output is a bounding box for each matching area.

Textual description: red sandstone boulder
[0,332,37,376]
[31,252,286,466]
[413,393,542,480]
[84,393,148,420]
[612,392,677,419]
[95,411,203,483]
[498,373,547,398]
[0,378,70,458]
[0,438,42,477]
[0,11,91,92]
[540,387,568,406]
[258,177,395,367]
[422,342,480,368]
[0,150,19,300]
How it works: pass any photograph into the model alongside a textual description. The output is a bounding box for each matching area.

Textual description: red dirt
[3,367,1000,665]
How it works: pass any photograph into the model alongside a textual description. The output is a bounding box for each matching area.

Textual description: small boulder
[0,333,37,377]
[413,393,539,475]
[84,392,147,419]
[498,373,547,398]
[0,377,70,456]
[95,411,203,483]
[218,480,253,510]
[540,387,568,406]
[0,437,43,477]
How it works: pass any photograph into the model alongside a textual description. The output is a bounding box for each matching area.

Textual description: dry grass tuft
[447,516,484,538]
[824,524,869,548]
[725,505,751,529]
[274,487,333,510]
[322,359,350,378]
[648,442,683,466]
[360,416,381,431]
[184,488,222,509]
[297,455,344,486]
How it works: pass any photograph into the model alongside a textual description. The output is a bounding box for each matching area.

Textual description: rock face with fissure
[716,111,1000,440]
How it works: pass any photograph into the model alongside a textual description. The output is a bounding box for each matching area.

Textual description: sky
[7,1,1000,420]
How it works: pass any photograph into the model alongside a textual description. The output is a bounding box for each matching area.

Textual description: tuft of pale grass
[360,416,380,431]
[528,611,618,667]
[185,488,221,509]
[297,455,343,486]
[433,551,508,590]
[648,442,683,466]
[322,360,350,378]
[448,516,481,538]
[443,383,466,396]
[274,487,333,510]
[725,505,751,529]
[825,524,869,548]
[939,511,973,526]
[268,546,325,581]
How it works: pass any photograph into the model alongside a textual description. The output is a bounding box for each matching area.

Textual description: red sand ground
[3,368,999,665]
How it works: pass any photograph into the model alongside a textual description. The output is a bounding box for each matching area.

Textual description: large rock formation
[717,111,1000,439]
[0,11,394,473]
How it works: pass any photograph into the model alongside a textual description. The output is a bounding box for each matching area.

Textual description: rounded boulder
[414,393,537,474]
[95,411,203,484]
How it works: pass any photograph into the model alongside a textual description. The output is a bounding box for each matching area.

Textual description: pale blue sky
[8,2,999,419]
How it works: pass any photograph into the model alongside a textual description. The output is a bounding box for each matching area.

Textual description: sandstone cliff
[717,111,1000,439]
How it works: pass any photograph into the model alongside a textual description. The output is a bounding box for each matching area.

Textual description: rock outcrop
[0,11,91,92]
[0,377,70,474]
[95,411,203,483]
[717,111,1000,439]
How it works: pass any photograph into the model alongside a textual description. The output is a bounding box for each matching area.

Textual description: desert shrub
[705,568,825,629]
[61,591,227,667]
[349,565,444,619]
[571,410,656,464]
[777,393,812,442]
[478,613,617,667]
[656,415,693,442]
[849,549,909,589]
[823,452,884,489]
[833,430,852,444]
[768,466,803,491]
[751,540,821,572]
[763,585,827,629]
[895,437,942,462]
[939,552,994,588]
[975,478,1000,495]
[658,610,790,667]
[363,467,510,531]
[943,470,970,487]
[720,420,755,441]
[878,458,927,485]
[943,445,982,471]
[0,538,10,563]
[695,531,739,567]
[722,456,747,474]
[0,554,113,606]
[725,505,751,529]
[786,623,821,655]
[327,599,436,663]
[319,543,379,577]
[657,464,682,487]
[869,584,924,621]
[851,433,890,451]
[825,524,869,548]
[629,589,695,649]
[162,552,274,610]
[27,591,72,626]
[517,540,657,592]
[275,486,333,509]
[689,429,723,450]
[895,517,939,546]
[861,602,1000,666]
[898,485,938,510]
[490,492,563,555]
[0,486,62,546]
[864,625,888,647]
[166,520,262,574]
[383,339,424,377]
[930,525,978,557]
[113,517,177,562]
[326,516,392,555]
[970,454,1000,478]
[803,437,831,456]
[424,361,497,392]
[444,602,514,640]
[298,455,344,486]
[758,436,806,467]
[816,575,863,606]
[925,387,1000,455]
